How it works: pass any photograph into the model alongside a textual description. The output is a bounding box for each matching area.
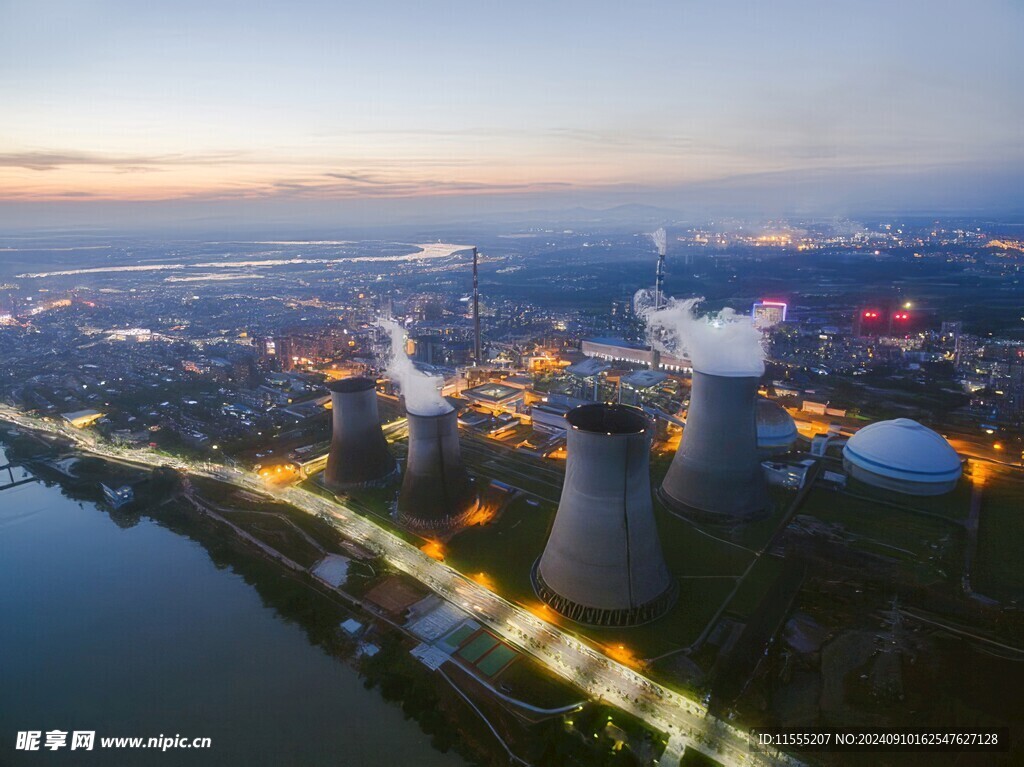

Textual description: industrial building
[660,371,769,522]
[842,418,962,495]
[618,368,680,412]
[563,357,611,401]
[752,300,788,330]
[398,408,478,532]
[61,408,104,428]
[461,382,524,414]
[581,337,690,372]
[323,377,398,491]
[530,401,572,434]
[533,404,675,626]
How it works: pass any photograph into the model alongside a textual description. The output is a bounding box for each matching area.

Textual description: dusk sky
[2,0,1022,227]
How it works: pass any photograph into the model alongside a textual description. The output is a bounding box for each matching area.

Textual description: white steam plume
[378,318,451,415]
[649,227,667,256]
[632,287,657,316]
[641,297,765,378]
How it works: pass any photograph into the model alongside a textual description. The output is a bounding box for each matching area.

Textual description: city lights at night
[1,2,1023,767]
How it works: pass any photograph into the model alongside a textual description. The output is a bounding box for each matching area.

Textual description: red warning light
[862,310,880,319]
[894,312,910,321]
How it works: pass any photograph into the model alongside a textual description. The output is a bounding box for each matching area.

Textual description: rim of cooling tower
[531,558,677,628]
[326,377,376,394]
[404,406,454,419]
[565,402,648,435]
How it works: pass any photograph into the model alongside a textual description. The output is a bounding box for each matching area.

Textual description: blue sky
[1,0,1022,226]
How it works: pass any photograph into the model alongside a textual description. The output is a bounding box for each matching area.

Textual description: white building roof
[621,369,668,389]
[843,418,961,483]
[566,357,610,377]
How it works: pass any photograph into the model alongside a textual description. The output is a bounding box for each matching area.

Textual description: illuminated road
[792,411,1023,468]
[0,405,798,767]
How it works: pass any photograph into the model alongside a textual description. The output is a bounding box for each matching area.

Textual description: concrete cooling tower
[533,404,675,627]
[324,377,398,491]
[660,371,768,522]
[397,409,477,532]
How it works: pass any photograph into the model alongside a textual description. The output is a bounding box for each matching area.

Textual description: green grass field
[444,493,754,662]
[797,484,964,586]
[318,427,764,663]
[218,509,325,568]
[493,656,583,709]
[974,466,1024,602]
[722,555,785,618]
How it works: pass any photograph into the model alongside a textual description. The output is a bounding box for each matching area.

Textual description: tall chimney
[655,252,666,310]
[533,404,675,626]
[324,377,398,490]
[398,409,477,532]
[472,247,481,364]
[659,370,768,521]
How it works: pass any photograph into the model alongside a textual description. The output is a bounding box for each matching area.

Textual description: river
[0,446,464,766]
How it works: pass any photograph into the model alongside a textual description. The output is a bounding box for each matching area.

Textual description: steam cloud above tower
[649,227,667,256]
[378,318,451,416]
[641,297,765,377]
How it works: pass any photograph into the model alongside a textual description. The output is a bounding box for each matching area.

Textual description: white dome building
[842,419,962,495]
[756,397,798,455]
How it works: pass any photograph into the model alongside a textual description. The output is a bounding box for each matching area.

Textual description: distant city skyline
[1,0,1023,228]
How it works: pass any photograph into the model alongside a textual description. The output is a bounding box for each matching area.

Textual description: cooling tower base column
[397,485,480,533]
[657,486,773,526]
[397,409,477,534]
[532,560,677,628]
[322,464,399,492]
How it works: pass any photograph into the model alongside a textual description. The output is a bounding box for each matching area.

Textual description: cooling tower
[659,371,768,521]
[533,404,675,627]
[324,378,398,491]
[397,408,477,532]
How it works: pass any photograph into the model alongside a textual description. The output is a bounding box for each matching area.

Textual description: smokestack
[324,377,398,490]
[655,253,666,310]
[472,247,481,364]
[533,404,675,627]
[659,371,768,521]
[398,408,477,532]
[651,228,667,310]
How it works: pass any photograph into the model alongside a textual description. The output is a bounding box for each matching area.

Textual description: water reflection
[0,445,463,766]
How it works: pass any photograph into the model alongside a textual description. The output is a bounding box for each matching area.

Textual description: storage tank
[843,418,962,495]
[533,404,675,626]
[324,377,398,491]
[660,371,768,521]
[397,408,477,532]
[756,396,798,456]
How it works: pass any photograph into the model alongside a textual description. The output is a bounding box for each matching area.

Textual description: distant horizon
[3,161,1024,236]
[2,1,1022,231]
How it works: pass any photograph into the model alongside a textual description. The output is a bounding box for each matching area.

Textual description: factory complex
[312,305,969,669]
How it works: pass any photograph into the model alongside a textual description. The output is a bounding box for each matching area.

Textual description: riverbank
[0,438,469,767]
[1,431,660,767]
